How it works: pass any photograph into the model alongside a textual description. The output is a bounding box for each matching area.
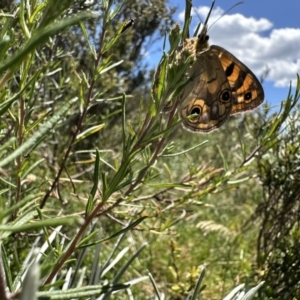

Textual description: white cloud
[178,6,300,88]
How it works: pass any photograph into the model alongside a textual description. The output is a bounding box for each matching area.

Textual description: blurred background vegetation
[0,0,299,299]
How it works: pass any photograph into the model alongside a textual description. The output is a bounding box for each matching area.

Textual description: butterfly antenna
[204,0,215,26]
[208,1,243,30]
[188,0,215,36]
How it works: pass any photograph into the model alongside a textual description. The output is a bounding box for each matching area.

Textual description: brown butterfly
[163,4,264,133]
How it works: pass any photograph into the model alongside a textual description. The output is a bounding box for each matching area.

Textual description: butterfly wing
[210,45,264,115]
[179,49,233,132]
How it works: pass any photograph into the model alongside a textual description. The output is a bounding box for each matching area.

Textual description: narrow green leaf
[161,140,208,157]
[98,60,124,75]
[1,193,42,220]
[76,230,100,249]
[148,271,162,300]
[241,282,264,300]
[0,245,13,292]
[77,217,148,248]
[19,0,31,39]
[152,56,168,105]
[182,0,192,40]
[0,216,83,232]
[0,34,11,59]
[0,70,41,116]
[75,124,105,144]
[191,266,206,300]
[0,12,94,74]
[24,110,51,135]
[85,149,101,216]
[101,171,108,202]
[121,93,127,157]
[228,177,251,184]
[223,284,245,300]
[113,244,147,283]
[20,254,40,300]
[20,158,44,180]
[217,144,229,171]
[0,98,77,167]
[108,0,125,22]
[29,2,47,24]
[37,284,130,299]
[147,182,188,188]
[79,21,96,59]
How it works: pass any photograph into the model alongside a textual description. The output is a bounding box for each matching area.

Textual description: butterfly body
[168,25,264,133]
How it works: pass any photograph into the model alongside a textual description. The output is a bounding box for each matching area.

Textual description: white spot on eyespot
[202,112,209,123]
[212,105,218,115]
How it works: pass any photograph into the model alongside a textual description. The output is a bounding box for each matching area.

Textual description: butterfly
[160,2,264,133]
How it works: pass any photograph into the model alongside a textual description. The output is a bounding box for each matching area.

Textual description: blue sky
[145,0,300,110]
